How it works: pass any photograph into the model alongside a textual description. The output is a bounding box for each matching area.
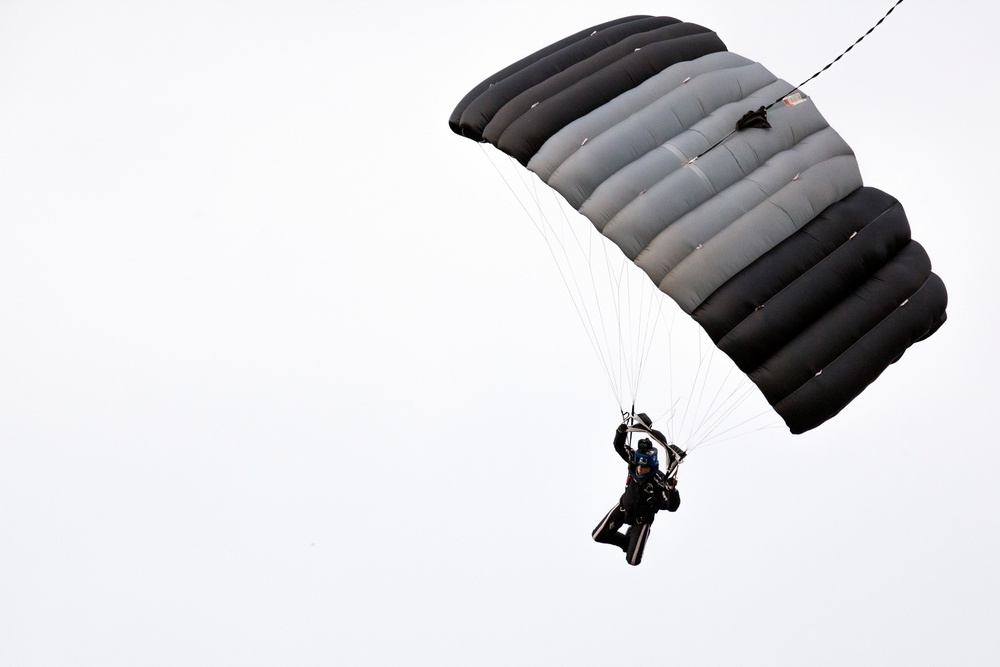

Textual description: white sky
[1,1,997,665]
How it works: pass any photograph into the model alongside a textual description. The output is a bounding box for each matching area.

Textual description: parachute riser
[622,412,687,478]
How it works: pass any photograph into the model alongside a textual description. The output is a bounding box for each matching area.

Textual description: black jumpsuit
[592,425,680,565]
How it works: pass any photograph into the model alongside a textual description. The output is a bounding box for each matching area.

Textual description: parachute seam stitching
[628,124,835,271]
[601,85,819,246]
[563,66,778,210]
[718,199,903,343]
[654,148,861,309]
[486,19,693,146]
[496,26,720,149]
[539,53,756,179]
[772,267,935,408]
[590,72,778,201]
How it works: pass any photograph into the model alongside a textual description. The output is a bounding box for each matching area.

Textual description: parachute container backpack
[449,15,947,434]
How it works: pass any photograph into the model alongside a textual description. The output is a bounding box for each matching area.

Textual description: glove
[634,412,652,428]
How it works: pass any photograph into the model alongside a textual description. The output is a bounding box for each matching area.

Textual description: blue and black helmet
[633,439,658,469]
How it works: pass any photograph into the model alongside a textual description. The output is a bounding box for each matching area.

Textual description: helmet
[633,440,658,469]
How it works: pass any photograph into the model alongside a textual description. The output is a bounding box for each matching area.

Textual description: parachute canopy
[449,15,947,434]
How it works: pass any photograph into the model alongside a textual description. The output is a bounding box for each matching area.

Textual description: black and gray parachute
[449,16,947,434]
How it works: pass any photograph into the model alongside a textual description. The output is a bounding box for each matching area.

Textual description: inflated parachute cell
[449,16,947,434]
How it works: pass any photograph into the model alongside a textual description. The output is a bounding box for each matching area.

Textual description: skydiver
[592,413,683,566]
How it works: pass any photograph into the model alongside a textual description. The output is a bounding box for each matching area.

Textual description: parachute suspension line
[676,324,709,443]
[476,148,780,446]
[505,151,664,414]
[477,144,625,407]
[649,305,756,452]
[671,310,711,448]
[476,144,546,235]
[633,280,666,403]
[605,249,632,400]
[687,379,760,450]
[687,415,784,450]
[686,343,721,438]
[671,336,782,451]
[625,258,640,399]
[691,348,736,427]
[663,306,679,446]
[597,247,662,409]
[687,336,728,441]
[765,0,907,112]
[531,177,626,409]
[693,401,785,447]
[686,349,760,448]
[593,235,671,411]
[691,370,755,445]
[602,242,629,402]
[645,303,693,448]
[549,185,628,408]
[566,193,630,405]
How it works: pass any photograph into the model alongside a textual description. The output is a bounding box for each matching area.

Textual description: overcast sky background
[2,1,997,665]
